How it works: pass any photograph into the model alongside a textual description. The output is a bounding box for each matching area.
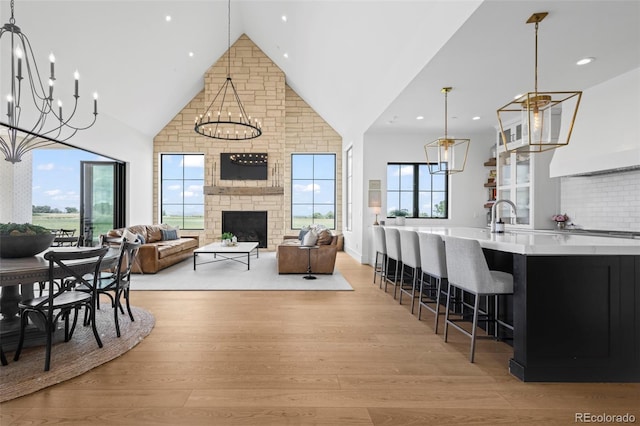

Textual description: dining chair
[443,236,514,363]
[76,239,141,337]
[13,246,109,371]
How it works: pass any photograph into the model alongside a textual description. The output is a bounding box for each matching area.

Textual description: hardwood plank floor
[1,253,638,425]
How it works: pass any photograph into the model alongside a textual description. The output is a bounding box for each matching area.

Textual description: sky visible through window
[32,149,108,211]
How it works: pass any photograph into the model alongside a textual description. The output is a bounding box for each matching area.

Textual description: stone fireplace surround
[152,34,343,250]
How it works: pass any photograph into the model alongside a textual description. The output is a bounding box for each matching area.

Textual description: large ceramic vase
[0,233,55,258]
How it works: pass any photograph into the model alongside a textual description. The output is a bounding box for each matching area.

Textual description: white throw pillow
[122,228,139,243]
[302,230,318,246]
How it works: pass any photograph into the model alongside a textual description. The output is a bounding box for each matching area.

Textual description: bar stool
[372,226,387,287]
[443,236,514,363]
[417,233,448,333]
[398,230,421,314]
[384,228,402,299]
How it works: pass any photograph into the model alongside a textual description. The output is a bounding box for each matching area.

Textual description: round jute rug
[0,304,155,402]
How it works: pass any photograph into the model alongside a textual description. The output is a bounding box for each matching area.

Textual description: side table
[299,245,319,280]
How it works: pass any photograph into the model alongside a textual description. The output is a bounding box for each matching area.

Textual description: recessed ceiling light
[576,57,595,66]
[188,52,194,57]
[416,116,424,120]
[281,15,287,22]
[472,116,480,121]
[283,52,289,59]
[165,15,172,22]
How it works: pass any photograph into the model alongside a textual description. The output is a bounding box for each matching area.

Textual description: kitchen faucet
[491,199,517,233]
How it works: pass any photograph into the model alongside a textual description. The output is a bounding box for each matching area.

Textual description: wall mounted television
[220,153,268,180]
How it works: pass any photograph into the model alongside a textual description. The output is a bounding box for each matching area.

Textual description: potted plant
[389,209,409,226]
[552,213,569,230]
[221,232,235,246]
[0,222,56,258]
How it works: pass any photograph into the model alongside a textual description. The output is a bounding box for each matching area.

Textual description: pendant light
[424,87,470,175]
[497,12,582,153]
[194,0,262,140]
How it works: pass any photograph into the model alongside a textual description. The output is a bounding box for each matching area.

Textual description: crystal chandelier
[0,0,98,163]
[424,87,470,175]
[497,12,582,153]
[194,0,262,141]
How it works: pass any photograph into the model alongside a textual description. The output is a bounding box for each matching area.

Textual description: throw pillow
[298,226,310,241]
[136,233,146,244]
[161,228,179,241]
[122,228,139,243]
[302,229,318,246]
[316,229,333,245]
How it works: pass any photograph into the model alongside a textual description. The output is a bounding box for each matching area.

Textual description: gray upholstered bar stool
[443,236,514,363]
[417,233,448,333]
[398,230,421,313]
[383,228,402,299]
[372,226,387,287]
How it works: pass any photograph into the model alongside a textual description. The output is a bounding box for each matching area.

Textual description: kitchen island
[384,226,640,382]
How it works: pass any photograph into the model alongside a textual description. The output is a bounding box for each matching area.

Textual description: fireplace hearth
[222,211,268,248]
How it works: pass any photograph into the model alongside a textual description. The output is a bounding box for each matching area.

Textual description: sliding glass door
[80,161,126,246]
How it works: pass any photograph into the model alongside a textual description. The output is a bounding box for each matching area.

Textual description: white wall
[550,67,640,177]
[561,169,640,232]
[355,128,495,265]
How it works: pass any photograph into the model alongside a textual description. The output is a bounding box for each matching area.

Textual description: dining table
[0,246,119,350]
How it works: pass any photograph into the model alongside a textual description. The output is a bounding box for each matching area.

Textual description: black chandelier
[194,0,262,141]
[0,0,98,163]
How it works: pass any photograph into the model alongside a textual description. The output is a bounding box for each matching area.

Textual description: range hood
[550,68,640,177]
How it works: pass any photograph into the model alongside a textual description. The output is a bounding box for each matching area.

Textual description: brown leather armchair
[276,234,343,274]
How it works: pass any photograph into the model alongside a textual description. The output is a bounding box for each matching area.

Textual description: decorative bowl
[0,233,55,258]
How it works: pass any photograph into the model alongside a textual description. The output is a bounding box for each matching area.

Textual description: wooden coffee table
[193,241,259,270]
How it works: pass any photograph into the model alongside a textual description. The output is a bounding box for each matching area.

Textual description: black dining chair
[76,239,141,337]
[13,246,109,371]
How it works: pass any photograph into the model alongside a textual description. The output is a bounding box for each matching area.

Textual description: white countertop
[382,226,640,255]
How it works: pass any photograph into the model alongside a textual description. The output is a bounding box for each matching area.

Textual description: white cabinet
[495,129,559,229]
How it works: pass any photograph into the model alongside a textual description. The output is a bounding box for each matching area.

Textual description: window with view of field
[291,153,336,230]
[160,154,205,230]
[387,163,448,218]
[31,148,108,232]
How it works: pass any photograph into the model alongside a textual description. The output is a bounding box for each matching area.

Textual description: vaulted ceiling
[2,1,639,142]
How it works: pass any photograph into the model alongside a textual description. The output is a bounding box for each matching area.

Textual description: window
[291,153,336,229]
[160,154,205,229]
[345,147,353,231]
[387,163,448,218]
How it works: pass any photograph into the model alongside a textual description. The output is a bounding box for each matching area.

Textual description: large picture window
[387,163,448,218]
[291,153,336,229]
[160,154,205,229]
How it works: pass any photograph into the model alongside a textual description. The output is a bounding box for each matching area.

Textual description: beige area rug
[131,251,353,291]
[0,304,155,403]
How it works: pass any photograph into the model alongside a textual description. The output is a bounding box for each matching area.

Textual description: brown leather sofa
[276,233,343,274]
[106,224,199,274]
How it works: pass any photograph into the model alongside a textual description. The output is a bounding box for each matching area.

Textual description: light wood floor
[2,253,638,425]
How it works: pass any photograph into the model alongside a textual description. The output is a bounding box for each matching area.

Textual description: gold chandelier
[497,12,582,153]
[424,87,470,175]
[194,0,261,141]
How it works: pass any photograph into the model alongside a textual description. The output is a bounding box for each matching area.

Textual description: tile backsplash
[561,169,640,231]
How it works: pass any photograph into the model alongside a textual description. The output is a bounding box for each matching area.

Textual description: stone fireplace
[222,211,268,248]
[152,34,343,249]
